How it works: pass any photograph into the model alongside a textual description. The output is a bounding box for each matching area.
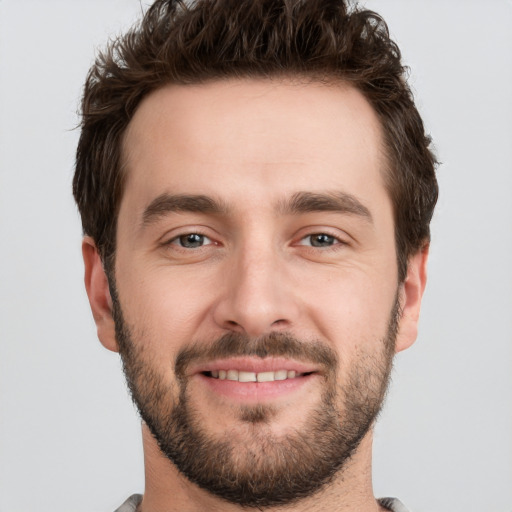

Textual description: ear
[395,244,429,353]
[82,237,119,352]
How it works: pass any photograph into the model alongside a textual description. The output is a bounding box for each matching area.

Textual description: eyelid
[158,226,220,248]
[168,233,214,247]
[298,236,346,251]
[293,227,350,247]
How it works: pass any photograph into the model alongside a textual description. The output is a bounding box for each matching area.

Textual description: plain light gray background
[1,1,511,511]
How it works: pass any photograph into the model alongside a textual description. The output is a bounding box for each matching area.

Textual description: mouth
[192,357,320,402]
[203,369,312,382]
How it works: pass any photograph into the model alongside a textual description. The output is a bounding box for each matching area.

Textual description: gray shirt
[114,494,410,511]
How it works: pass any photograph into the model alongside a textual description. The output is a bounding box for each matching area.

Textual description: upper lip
[188,356,319,376]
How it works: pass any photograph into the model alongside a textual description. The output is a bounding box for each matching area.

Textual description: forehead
[120,78,387,213]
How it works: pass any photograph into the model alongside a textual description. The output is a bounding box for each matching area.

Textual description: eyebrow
[141,190,373,227]
[142,193,229,226]
[278,191,373,222]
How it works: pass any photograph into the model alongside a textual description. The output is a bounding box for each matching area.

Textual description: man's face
[92,79,420,506]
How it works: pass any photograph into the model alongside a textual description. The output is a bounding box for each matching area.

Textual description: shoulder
[113,494,143,512]
[378,497,411,512]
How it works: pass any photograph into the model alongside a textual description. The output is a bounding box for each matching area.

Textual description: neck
[138,424,386,512]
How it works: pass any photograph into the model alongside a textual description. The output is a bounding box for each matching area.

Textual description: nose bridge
[239,241,278,302]
[214,232,297,337]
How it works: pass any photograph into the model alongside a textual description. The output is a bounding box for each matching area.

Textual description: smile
[192,357,320,401]
[205,369,308,382]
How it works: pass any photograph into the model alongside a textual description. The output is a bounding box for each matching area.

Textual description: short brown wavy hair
[73,0,438,281]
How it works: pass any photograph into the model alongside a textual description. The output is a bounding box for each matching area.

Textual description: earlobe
[82,237,119,352]
[395,244,429,353]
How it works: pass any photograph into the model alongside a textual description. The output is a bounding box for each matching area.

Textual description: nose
[212,243,300,338]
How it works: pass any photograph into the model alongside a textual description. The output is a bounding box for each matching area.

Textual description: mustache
[174,331,338,380]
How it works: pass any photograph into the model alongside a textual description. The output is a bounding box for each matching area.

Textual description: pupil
[181,234,203,248]
[311,234,334,247]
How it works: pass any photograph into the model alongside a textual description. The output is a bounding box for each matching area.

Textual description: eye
[298,233,340,248]
[171,233,213,248]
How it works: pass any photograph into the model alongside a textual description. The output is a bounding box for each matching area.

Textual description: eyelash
[297,233,346,250]
[164,231,347,252]
[166,232,214,249]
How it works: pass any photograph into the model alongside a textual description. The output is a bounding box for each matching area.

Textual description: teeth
[226,370,238,381]
[210,369,303,382]
[256,371,275,382]
[238,371,257,382]
[274,370,287,381]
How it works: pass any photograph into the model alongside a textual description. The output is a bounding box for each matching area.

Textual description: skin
[83,79,428,512]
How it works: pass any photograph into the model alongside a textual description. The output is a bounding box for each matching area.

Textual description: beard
[111,286,399,508]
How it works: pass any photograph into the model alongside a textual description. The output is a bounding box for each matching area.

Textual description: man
[73,0,438,510]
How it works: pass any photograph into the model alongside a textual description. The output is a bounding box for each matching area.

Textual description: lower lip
[196,373,317,402]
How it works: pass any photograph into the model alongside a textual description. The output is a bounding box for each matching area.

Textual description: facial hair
[111,286,399,508]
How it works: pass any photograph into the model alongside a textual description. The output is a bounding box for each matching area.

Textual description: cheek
[115,263,219,359]
[303,270,397,355]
